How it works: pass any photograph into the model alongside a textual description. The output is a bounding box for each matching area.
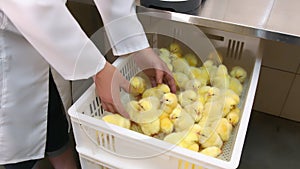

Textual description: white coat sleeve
[0,0,106,80]
[93,0,150,56]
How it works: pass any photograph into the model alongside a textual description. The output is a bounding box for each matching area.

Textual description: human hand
[131,47,176,93]
[94,62,130,118]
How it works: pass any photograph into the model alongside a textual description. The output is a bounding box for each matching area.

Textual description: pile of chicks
[101,42,248,158]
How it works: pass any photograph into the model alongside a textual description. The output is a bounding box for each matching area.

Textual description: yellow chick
[161,93,178,114]
[207,51,223,64]
[226,107,241,126]
[184,53,198,67]
[230,66,247,83]
[199,128,223,148]
[170,52,182,59]
[159,48,171,63]
[197,86,220,103]
[216,118,233,141]
[164,124,201,151]
[184,101,204,123]
[173,72,189,90]
[170,105,195,132]
[198,101,223,129]
[178,90,198,108]
[160,114,174,134]
[223,89,240,104]
[200,146,222,158]
[142,88,163,99]
[184,79,203,92]
[211,64,230,89]
[140,118,160,136]
[156,83,171,94]
[169,42,182,55]
[229,77,243,96]
[127,97,161,124]
[188,67,209,86]
[129,76,147,96]
[102,114,131,129]
[166,62,174,72]
[130,122,143,134]
[172,58,190,74]
[218,89,240,117]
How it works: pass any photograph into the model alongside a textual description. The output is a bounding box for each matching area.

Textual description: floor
[238,111,300,169]
[1,110,300,169]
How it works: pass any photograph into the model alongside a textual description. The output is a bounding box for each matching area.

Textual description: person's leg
[46,71,78,169]
[47,143,78,169]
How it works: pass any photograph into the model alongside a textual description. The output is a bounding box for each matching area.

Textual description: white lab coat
[0,0,149,164]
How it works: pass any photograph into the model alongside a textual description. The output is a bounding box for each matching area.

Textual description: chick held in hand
[230,66,247,83]
[216,118,233,141]
[129,76,147,97]
[142,83,171,99]
[170,105,195,132]
[102,114,131,129]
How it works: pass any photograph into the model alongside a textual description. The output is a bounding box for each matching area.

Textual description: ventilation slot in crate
[226,39,244,60]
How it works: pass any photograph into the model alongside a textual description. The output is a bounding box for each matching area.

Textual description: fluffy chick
[129,76,147,96]
[142,83,171,99]
[159,48,171,63]
[127,97,161,123]
[102,114,131,129]
[199,128,223,148]
[229,77,243,96]
[230,66,247,83]
[173,72,190,90]
[211,64,230,89]
[159,112,174,134]
[172,58,190,74]
[178,90,198,108]
[197,86,220,103]
[200,146,222,158]
[161,93,178,114]
[170,105,195,132]
[188,67,209,86]
[216,118,233,141]
[184,79,202,92]
[164,124,201,151]
[140,118,160,136]
[169,42,182,55]
[226,107,241,126]
[184,53,198,67]
[184,101,204,123]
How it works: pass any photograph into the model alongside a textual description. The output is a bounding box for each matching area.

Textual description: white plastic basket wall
[68,28,262,169]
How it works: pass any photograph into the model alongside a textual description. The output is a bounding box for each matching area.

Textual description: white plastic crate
[68,29,262,169]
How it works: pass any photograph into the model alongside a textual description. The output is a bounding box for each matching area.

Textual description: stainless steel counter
[136,0,300,45]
